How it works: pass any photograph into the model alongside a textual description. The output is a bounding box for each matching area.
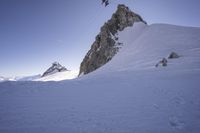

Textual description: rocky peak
[42,62,68,77]
[108,4,146,33]
[79,4,146,76]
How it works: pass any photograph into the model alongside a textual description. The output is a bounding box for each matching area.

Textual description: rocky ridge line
[79,4,146,76]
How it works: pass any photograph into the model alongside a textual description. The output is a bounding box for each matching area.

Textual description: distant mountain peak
[42,62,68,77]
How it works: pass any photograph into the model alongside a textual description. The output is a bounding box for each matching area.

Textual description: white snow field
[0,70,78,82]
[0,23,200,133]
[35,70,79,81]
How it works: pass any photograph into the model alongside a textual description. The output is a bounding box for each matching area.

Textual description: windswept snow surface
[35,70,79,81]
[16,75,41,81]
[0,70,78,82]
[0,23,200,133]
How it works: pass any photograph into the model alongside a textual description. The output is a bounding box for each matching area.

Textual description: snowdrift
[0,23,200,133]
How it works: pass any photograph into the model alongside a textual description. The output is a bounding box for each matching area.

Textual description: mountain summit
[79,4,146,76]
[42,62,68,77]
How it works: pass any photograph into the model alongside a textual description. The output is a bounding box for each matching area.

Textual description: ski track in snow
[0,23,200,133]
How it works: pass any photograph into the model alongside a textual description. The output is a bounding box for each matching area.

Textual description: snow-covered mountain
[79,4,146,76]
[36,62,78,81]
[0,22,199,133]
[42,62,68,77]
[0,62,78,82]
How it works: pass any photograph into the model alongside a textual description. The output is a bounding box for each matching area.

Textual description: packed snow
[0,23,200,133]
[35,70,79,81]
[0,70,78,82]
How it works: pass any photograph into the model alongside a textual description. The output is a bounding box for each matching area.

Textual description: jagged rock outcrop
[42,62,68,77]
[155,58,168,67]
[79,4,146,76]
[168,52,180,59]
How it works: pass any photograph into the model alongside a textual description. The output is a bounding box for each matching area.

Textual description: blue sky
[0,0,200,77]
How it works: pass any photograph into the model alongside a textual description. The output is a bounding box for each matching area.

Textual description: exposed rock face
[42,62,68,77]
[79,4,146,76]
[155,58,168,67]
[168,52,180,59]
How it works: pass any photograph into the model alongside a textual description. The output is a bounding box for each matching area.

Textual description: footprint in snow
[169,116,185,129]
[174,96,185,105]
[153,104,160,109]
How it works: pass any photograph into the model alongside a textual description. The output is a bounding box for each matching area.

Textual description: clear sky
[0,0,200,77]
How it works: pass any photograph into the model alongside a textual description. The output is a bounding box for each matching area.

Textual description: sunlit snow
[0,23,200,133]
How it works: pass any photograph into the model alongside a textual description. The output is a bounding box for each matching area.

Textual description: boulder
[168,52,180,59]
[155,58,168,67]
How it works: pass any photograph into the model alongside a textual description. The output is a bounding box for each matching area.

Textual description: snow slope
[0,23,200,133]
[35,70,79,81]
[0,70,78,82]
